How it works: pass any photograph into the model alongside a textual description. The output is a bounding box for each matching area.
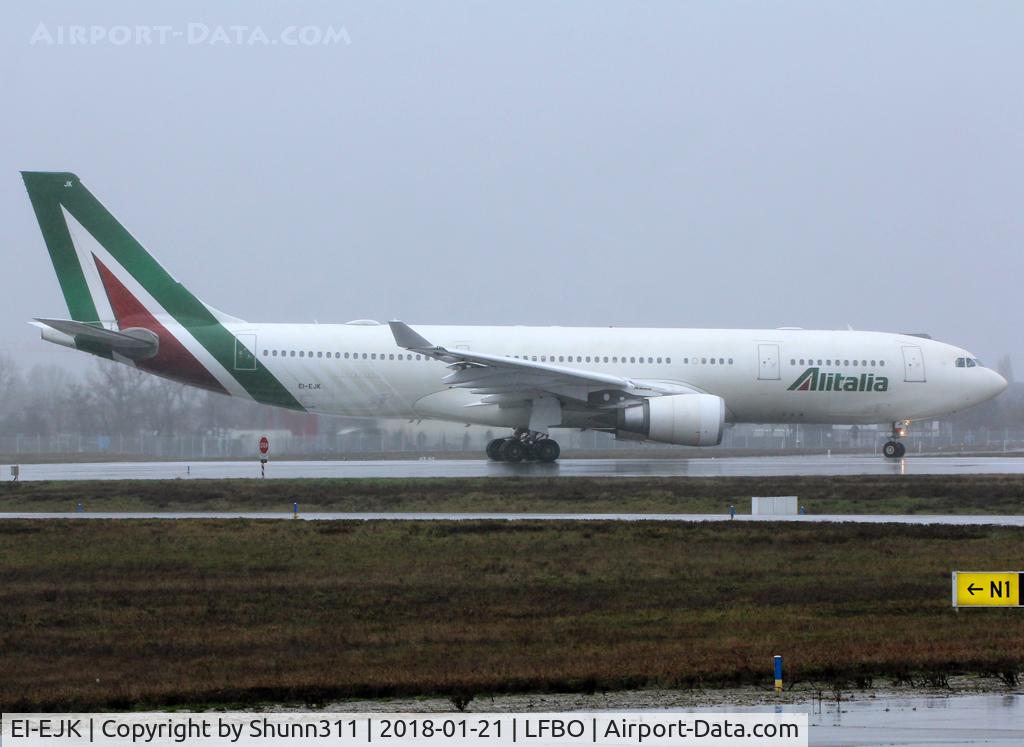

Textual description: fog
[1,1,1022,373]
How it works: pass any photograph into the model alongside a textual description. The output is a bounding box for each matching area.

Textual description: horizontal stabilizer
[34,318,159,360]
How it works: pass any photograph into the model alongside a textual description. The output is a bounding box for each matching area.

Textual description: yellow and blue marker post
[774,655,783,693]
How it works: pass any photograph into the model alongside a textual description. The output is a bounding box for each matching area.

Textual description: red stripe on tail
[93,255,229,394]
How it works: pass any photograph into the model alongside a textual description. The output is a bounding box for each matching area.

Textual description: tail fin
[22,171,301,408]
[22,171,240,327]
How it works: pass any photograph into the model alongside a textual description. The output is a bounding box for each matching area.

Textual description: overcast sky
[1,1,1021,374]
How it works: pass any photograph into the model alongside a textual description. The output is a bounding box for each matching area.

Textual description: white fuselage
[231,323,1005,430]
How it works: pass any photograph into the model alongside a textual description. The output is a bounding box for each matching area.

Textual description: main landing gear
[487,429,561,463]
[882,420,909,459]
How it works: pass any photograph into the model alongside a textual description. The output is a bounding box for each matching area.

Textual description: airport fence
[1,423,1023,459]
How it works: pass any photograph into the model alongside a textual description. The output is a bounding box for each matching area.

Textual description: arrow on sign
[967,583,982,596]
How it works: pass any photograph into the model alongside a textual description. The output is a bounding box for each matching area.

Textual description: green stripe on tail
[22,171,303,411]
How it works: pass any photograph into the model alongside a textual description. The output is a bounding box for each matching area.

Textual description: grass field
[1,518,1022,710]
[2,474,1024,514]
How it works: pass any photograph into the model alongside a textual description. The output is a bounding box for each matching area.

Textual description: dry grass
[1,519,1022,710]
[2,474,1024,514]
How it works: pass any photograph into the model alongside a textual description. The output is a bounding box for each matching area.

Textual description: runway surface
[805,692,1024,746]
[2,511,1022,525]
[4,454,1024,480]
[668,693,1024,747]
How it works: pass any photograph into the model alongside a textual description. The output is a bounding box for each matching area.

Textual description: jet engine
[616,393,725,446]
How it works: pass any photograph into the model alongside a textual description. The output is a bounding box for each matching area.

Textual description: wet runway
[664,692,1024,747]
[4,454,1024,480]
[2,511,1022,525]
[803,692,1024,746]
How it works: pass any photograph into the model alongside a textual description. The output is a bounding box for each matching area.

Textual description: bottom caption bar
[3,713,807,747]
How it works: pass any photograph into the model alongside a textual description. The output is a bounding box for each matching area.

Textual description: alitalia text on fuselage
[788,367,888,393]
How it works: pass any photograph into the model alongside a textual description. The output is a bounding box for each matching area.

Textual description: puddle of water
[6,455,1024,481]
[657,693,1024,746]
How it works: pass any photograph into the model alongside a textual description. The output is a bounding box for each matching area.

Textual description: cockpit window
[955,357,981,368]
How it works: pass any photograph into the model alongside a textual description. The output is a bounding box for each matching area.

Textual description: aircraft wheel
[501,439,527,463]
[535,439,560,463]
[883,441,900,459]
[486,438,506,461]
[894,442,906,458]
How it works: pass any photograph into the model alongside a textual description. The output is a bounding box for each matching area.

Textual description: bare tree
[88,360,151,436]
[0,352,19,419]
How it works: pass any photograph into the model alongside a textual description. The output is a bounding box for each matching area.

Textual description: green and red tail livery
[22,171,303,409]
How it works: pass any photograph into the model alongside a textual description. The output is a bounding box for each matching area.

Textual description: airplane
[22,171,1007,462]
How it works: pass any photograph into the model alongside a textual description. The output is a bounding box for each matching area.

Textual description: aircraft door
[757,343,780,380]
[902,345,926,382]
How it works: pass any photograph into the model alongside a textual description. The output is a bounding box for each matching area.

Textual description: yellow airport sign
[952,571,1022,608]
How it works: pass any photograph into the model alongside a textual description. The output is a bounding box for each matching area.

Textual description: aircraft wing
[389,320,698,406]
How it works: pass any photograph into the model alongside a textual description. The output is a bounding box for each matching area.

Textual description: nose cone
[982,368,1009,401]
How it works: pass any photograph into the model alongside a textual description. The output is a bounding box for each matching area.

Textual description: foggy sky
[1,1,1022,374]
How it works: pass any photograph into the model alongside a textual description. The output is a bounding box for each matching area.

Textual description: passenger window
[701,358,707,364]
[604,356,609,363]
[344,352,349,359]
[630,357,636,363]
[728,358,733,364]
[667,357,672,364]
[272,350,278,357]
[791,359,796,365]
[317,352,323,358]
[299,351,305,358]
[290,351,296,357]
[844,359,849,366]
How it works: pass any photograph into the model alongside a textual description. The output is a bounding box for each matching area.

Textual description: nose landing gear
[487,429,561,463]
[883,420,910,459]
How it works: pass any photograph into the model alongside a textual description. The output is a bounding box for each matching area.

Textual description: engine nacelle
[616,393,725,446]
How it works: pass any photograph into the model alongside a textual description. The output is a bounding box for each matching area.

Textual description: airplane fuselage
[228,322,1003,429]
